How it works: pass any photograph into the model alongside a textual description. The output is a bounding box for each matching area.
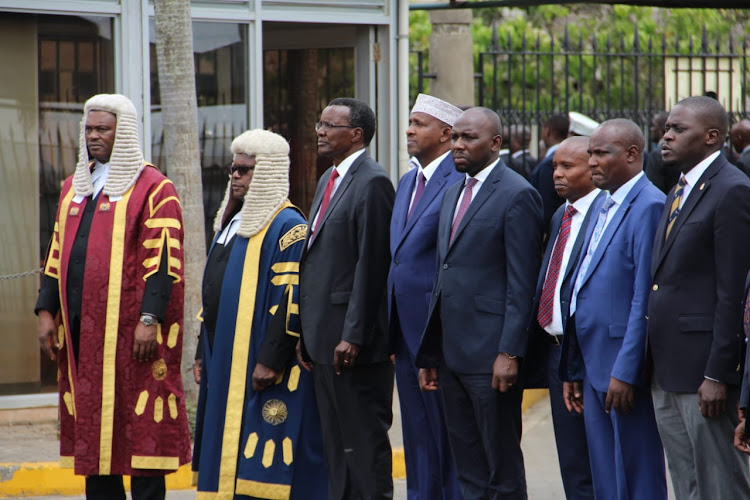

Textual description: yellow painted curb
[0,462,192,497]
[0,392,547,496]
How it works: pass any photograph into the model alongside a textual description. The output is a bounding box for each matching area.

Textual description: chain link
[0,268,43,281]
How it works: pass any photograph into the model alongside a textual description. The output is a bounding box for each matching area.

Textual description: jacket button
[652,284,658,291]
[443,264,448,270]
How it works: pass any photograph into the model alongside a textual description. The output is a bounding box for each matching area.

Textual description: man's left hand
[491,353,519,393]
[734,409,750,454]
[133,322,157,362]
[697,378,727,418]
[333,340,360,375]
[252,363,280,392]
[605,376,635,414]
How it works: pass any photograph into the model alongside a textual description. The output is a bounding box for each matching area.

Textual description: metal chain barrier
[0,268,43,281]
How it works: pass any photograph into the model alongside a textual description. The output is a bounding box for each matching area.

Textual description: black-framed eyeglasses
[315,121,357,132]
[227,164,254,176]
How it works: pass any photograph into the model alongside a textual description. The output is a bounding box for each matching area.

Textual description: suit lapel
[562,190,605,285]
[396,156,453,251]
[653,157,724,271]
[307,152,365,249]
[579,176,647,289]
[440,181,462,255]
[391,168,416,246]
[449,162,504,247]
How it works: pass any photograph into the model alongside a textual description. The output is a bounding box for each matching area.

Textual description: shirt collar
[419,151,450,183]
[498,149,510,157]
[743,144,750,155]
[610,171,644,206]
[684,150,720,188]
[569,188,601,216]
[544,144,560,158]
[333,148,366,178]
[511,149,529,159]
[465,158,500,184]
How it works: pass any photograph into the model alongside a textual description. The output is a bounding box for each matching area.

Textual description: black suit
[299,151,395,500]
[417,161,543,499]
[648,153,750,498]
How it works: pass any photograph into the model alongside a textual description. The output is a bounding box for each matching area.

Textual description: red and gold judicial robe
[43,165,191,476]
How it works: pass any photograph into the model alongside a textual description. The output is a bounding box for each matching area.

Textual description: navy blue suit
[524,191,604,500]
[561,174,667,500]
[387,154,462,500]
[417,161,543,500]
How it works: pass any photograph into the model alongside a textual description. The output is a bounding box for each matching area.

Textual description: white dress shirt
[678,151,719,209]
[215,210,241,245]
[91,160,110,198]
[310,148,366,230]
[543,188,601,336]
[452,159,499,223]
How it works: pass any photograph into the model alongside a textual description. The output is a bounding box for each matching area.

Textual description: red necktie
[450,177,479,243]
[537,205,577,328]
[312,168,340,234]
[407,172,427,222]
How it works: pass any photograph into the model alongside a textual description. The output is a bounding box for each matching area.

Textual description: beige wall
[0,17,41,390]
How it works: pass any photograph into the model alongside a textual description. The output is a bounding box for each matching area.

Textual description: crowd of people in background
[36,91,750,500]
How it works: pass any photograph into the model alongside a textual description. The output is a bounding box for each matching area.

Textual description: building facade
[0,0,405,401]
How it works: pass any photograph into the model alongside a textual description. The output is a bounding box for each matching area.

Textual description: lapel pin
[699,183,705,190]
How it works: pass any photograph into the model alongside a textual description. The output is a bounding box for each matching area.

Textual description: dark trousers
[546,342,594,500]
[313,362,394,500]
[85,475,165,500]
[440,368,527,500]
[394,335,460,500]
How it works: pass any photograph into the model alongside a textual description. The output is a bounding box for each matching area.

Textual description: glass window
[0,13,114,395]
[150,21,248,248]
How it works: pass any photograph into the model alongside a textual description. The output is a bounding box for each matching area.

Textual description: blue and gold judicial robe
[193,202,327,500]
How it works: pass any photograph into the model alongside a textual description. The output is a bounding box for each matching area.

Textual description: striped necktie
[665,175,687,240]
[537,204,577,328]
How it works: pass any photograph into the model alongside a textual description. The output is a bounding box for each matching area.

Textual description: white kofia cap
[568,111,600,136]
[411,93,462,127]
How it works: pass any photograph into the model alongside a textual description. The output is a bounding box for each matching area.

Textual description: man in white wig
[35,94,191,499]
[388,93,463,499]
[191,129,327,499]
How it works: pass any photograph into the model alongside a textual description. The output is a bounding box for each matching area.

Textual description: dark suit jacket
[648,154,750,392]
[299,152,395,365]
[509,151,538,180]
[416,161,543,373]
[530,153,565,238]
[562,175,665,392]
[523,190,605,388]
[387,154,463,357]
[740,271,750,411]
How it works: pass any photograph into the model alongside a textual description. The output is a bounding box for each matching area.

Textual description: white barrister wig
[73,94,146,197]
[411,93,463,127]
[212,129,291,238]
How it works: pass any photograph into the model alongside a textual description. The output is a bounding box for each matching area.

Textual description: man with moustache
[298,98,395,499]
[648,96,750,498]
[388,94,463,499]
[561,119,667,499]
[524,136,600,499]
[417,107,543,499]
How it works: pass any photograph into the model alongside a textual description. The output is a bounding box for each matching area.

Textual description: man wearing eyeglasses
[298,98,396,499]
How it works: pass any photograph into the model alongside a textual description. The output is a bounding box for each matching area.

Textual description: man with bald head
[416,107,543,499]
[561,119,667,499]
[648,96,750,498]
[525,136,600,499]
[730,119,750,176]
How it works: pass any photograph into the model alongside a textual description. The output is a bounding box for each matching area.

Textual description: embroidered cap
[411,93,463,127]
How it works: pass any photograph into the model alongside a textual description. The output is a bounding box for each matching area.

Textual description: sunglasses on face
[227,164,254,176]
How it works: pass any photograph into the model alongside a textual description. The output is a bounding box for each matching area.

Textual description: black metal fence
[412,24,750,139]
